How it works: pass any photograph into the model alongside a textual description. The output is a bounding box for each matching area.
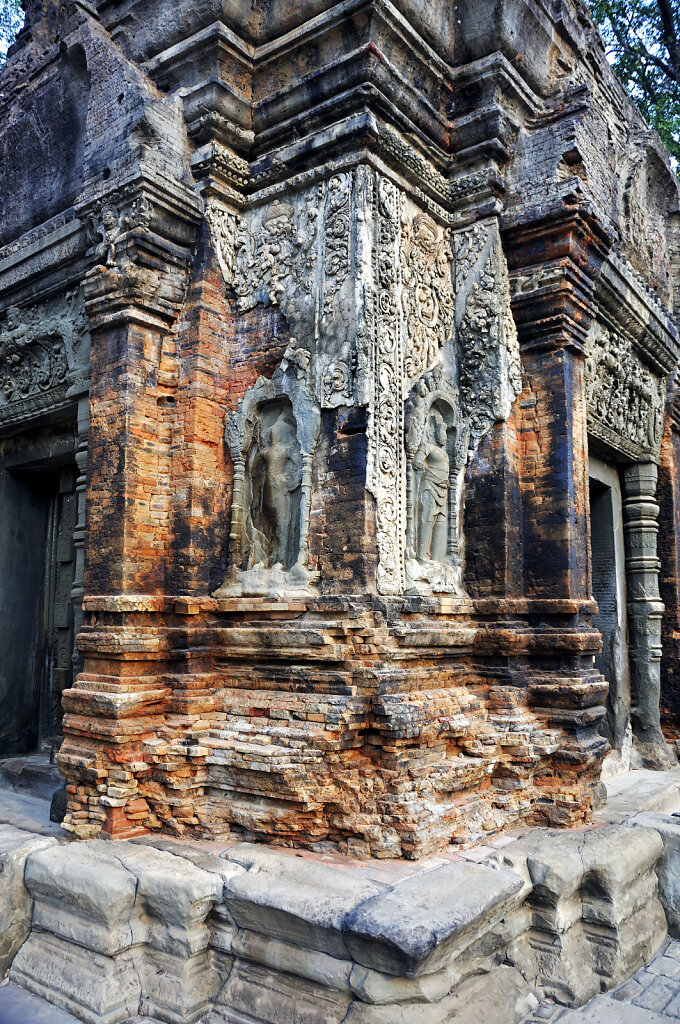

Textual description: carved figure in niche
[413,407,449,563]
[214,337,321,599]
[404,369,467,596]
[94,205,122,267]
[248,400,303,571]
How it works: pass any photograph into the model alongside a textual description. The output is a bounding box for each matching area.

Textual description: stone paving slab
[0,983,90,1024]
[0,789,64,838]
[599,769,680,824]
[556,998,670,1023]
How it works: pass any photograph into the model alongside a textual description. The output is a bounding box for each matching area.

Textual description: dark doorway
[589,471,629,750]
[0,456,77,756]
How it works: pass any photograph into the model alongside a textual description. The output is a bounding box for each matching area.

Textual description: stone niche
[215,340,321,598]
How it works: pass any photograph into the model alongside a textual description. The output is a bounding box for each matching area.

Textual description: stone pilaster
[503,207,612,822]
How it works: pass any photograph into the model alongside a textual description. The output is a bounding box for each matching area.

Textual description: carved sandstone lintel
[585,322,665,462]
[0,290,91,426]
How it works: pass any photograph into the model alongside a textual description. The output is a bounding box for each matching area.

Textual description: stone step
[0,756,63,803]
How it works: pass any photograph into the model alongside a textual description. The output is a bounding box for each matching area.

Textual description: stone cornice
[0,211,88,311]
[503,197,613,355]
[595,252,680,378]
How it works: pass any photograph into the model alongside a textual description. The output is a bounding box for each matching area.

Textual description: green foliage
[590,0,680,161]
[0,0,24,59]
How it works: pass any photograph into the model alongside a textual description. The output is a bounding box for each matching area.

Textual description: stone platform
[3,770,680,1023]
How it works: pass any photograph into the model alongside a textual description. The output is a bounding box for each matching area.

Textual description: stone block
[343,965,537,1023]
[491,824,667,1006]
[138,948,220,1024]
[24,842,140,955]
[88,840,222,956]
[223,844,383,957]
[348,962,459,1005]
[231,929,353,991]
[629,813,680,937]
[0,825,57,976]
[557,995,669,1023]
[132,837,245,888]
[210,960,351,1024]
[10,931,142,1024]
[343,862,524,977]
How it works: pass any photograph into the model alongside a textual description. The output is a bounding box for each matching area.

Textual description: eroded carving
[232,198,319,313]
[402,213,454,382]
[404,369,467,595]
[215,337,320,598]
[0,291,91,425]
[248,399,303,571]
[91,195,153,269]
[585,322,665,460]
[204,198,238,285]
[454,221,522,450]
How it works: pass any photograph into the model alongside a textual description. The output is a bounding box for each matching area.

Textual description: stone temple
[5,0,680,1021]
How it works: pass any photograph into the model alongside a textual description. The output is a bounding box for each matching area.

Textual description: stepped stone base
[4,816,679,1023]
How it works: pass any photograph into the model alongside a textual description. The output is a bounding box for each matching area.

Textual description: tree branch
[656,0,680,81]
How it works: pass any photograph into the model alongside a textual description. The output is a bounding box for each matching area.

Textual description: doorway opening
[588,456,631,768]
[0,451,77,758]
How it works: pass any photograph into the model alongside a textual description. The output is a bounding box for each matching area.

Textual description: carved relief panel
[0,291,91,428]
[585,321,665,462]
[209,170,521,597]
[364,186,520,596]
[404,370,467,595]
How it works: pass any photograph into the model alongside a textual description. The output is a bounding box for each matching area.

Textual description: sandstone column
[622,462,674,766]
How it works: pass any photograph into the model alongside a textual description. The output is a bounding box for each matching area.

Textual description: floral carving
[321,172,354,406]
[0,292,90,422]
[369,176,405,595]
[454,222,522,451]
[402,213,454,382]
[323,173,351,316]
